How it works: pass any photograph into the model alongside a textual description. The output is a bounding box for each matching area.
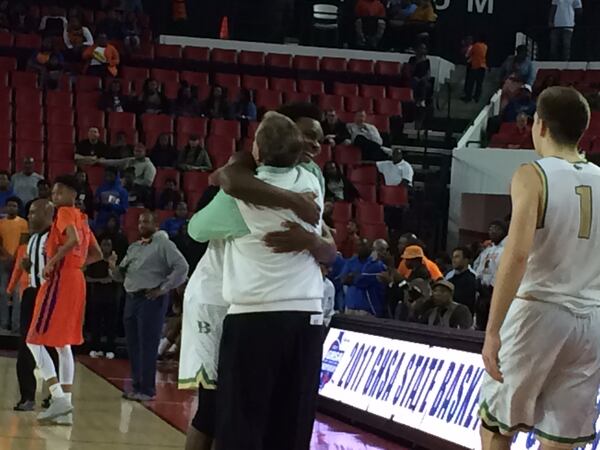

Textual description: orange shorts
[27,266,87,347]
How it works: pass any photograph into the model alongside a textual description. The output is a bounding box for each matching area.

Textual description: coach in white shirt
[347,110,389,161]
[549,0,582,61]
[376,148,414,187]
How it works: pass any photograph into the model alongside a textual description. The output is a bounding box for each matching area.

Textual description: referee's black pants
[16,287,58,403]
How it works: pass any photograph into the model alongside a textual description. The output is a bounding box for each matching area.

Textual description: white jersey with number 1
[517,156,600,314]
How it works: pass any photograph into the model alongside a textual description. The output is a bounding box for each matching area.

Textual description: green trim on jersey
[532,161,549,229]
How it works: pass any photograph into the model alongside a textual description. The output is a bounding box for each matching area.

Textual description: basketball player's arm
[211,151,320,226]
[482,164,540,382]
[44,225,80,278]
[263,222,337,264]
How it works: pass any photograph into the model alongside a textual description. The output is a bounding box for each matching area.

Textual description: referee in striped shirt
[14,199,56,411]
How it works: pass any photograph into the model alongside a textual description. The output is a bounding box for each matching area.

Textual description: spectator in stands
[473,219,507,330]
[24,179,50,216]
[95,167,129,230]
[347,110,388,161]
[355,0,386,49]
[500,45,534,86]
[39,5,67,38]
[107,132,134,159]
[502,85,536,122]
[149,133,178,168]
[27,38,64,79]
[409,0,438,22]
[387,0,416,23]
[407,43,432,108]
[462,33,488,103]
[393,277,432,322]
[96,9,123,41]
[504,112,533,149]
[339,220,359,258]
[323,161,360,202]
[177,135,212,172]
[422,280,473,329]
[97,214,129,261]
[86,237,119,359]
[157,178,183,210]
[0,171,16,209]
[99,79,128,113]
[63,17,93,58]
[83,33,120,78]
[121,168,140,206]
[172,82,201,117]
[160,202,189,238]
[75,169,95,217]
[341,237,386,316]
[376,148,414,187]
[201,85,231,119]
[230,88,257,121]
[400,245,434,281]
[76,127,109,165]
[445,246,477,314]
[0,12,9,32]
[321,109,351,147]
[122,11,141,53]
[11,157,43,206]
[549,0,582,61]
[397,233,443,280]
[138,78,168,114]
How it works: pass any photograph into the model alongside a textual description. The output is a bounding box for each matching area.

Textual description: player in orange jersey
[26,175,101,425]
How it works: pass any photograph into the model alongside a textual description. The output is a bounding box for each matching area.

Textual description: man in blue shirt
[341,237,386,316]
[160,202,188,239]
[95,167,129,230]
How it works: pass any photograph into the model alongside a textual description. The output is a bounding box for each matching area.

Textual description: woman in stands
[200,85,231,119]
[138,78,169,114]
[323,161,360,203]
[173,82,201,117]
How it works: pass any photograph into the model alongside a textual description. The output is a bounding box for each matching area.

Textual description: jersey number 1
[575,185,592,239]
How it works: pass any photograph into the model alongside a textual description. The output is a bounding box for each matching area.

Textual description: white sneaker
[89,351,104,358]
[105,352,115,360]
[52,412,73,426]
[37,397,72,422]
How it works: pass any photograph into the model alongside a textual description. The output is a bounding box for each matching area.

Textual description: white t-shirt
[552,0,582,28]
[376,160,414,186]
[473,238,506,287]
[322,277,335,326]
[90,46,106,66]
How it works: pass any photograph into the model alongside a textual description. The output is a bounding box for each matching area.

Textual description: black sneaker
[41,395,52,409]
[14,400,35,411]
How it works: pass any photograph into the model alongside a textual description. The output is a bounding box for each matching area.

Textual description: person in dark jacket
[157,178,183,210]
[160,201,189,238]
[230,88,257,121]
[96,214,129,262]
[149,133,177,168]
[99,78,129,113]
[138,78,168,114]
[173,82,201,117]
[321,109,351,147]
[75,169,94,217]
[323,161,360,202]
[94,167,129,230]
[201,85,230,119]
[445,246,478,314]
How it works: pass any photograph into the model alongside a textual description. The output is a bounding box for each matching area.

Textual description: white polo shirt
[552,0,582,28]
[376,159,414,186]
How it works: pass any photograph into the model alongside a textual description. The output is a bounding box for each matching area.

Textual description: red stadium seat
[313,144,332,168]
[0,86,11,105]
[185,190,204,211]
[387,87,414,102]
[243,75,269,91]
[375,61,401,76]
[0,72,8,88]
[215,73,241,89]
[349,165,378,184]
[154,168,180,189]
[320,57,347,72]
[379,185,408,206]
[142,114,173,134]
[124,207,145,230]
[84,166,105,187]
[47,143,74,162]
[239,51,265,66]
[583,70,600,87]
[15,88,42,106]
[121,66,150,83]
[354,185,377,203]
[359,223,388,240]
[369,114,390,133]
[337,111,355,124]
[255,90,283,110]
[0,32,13,47]
[48,161,76,180]
[210,119,241,139]
[11,71,38,89]
[16,123,44,142]
[285,91,312,103]
[0,56,16,71]
[211,49,237,64]
[109,128,138,145]
[151,68,179,84]
[348,59,374,74]
[178,117,209,137]
[76,91,101,110]
[334,145,362,166]
[47,125,75,144]
[46,91,73,108]
[334,83,359,97]
[14,140,44,162]
[332,202,352,223]
[270,78,296,92]
[560,70,585,86]
[183,46,210,62]
[206,135,236,157]
[78,109,105,129]
[0,138,11,160]
[108,112,136,132]
[75,76,102,92]
[55,74,71,91]
[162,80,180,100]
[293,55,319,71]
[0,103,10,122]
[183,171,210,193]
[299,80,324,94]
[181,71,209,87]
[155,43,182,59]
[130,42,155,61]
[361,84,386,99]
[345,96,373,113]
[375,98,402,116]
[265,53,292,69]
[247,122,259,138]
[319,94,344,111]
[356,202,384,223]
[15,106,42,126]
[15,158,43,174]
[0,121,11,139]
[14,33,41,49]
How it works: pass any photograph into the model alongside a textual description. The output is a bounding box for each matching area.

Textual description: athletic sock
[64,392,72,404]
[49,383,65,399]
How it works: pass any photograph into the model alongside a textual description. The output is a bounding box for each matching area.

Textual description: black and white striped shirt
[27,231,48,289]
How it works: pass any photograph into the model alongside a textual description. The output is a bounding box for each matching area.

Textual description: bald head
[372,239,390,260]
[138,210,157,238]
[28,198,54,233]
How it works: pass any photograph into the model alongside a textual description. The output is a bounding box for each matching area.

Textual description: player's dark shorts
[191,385,217,435]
